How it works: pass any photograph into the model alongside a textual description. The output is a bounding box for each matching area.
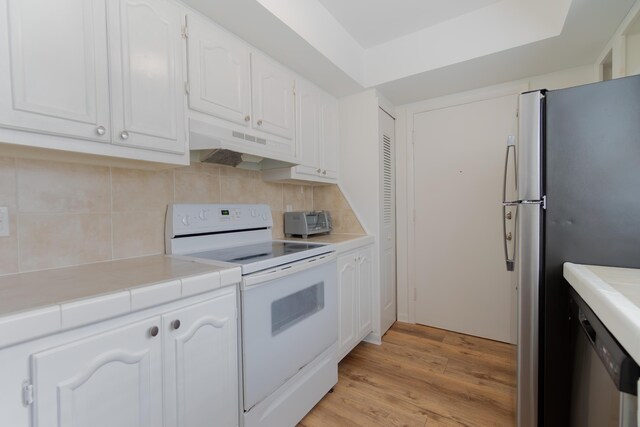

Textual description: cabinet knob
[317,168,322,173]
[172,319,181,330]
[322,170,327,175]
[149,326,159,337]
[96,126,106,136]
[120,130,129,140]
[257,119,263,126]
[244,115,251,122]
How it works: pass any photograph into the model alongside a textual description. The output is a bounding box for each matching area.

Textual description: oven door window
[272,282,324,336]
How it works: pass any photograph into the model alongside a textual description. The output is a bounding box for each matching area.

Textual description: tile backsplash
[0,157,364,275]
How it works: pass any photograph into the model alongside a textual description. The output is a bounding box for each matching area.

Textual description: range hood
[189,119,298,171]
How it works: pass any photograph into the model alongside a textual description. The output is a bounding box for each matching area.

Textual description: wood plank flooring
[298,322,516,427]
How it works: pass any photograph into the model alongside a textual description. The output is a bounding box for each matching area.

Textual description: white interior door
[412,94,518,344]
[379,108,396,334]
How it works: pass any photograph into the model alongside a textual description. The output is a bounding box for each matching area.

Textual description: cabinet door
[108,0,186,154]
[294,80,321,176]
[0,0,111,141]
[187,15,251,127]
[320,94,339,179]
[251,53,295,140]
[357,247,373,338]
[163,289,238,427]
[337,254,357,359]
[31,317,163,427]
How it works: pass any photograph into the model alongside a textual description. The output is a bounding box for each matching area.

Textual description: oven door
[241,253,337,411]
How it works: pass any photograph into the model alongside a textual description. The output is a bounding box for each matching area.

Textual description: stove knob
[251,209,257,218]
[198,209,208,221]
[181,215,190,226]
[261,213,267,220]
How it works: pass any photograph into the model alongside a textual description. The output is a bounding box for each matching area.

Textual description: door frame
[398,82,528,325]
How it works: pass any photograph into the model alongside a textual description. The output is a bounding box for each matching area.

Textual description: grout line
[109,167,114,261]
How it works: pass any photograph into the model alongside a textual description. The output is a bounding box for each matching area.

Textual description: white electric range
[166,204,338,427]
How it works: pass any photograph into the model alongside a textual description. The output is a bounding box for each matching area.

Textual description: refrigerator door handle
[503,204,517,271]
[502,135,517,204]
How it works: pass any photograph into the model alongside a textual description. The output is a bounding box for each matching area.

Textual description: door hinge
[184,81,190,95]
[181,24,188,39]
[22,381,33,406]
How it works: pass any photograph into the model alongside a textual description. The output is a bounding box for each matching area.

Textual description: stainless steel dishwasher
[569,287,640,427]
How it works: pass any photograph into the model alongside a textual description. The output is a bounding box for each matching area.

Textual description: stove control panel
[167,204,273,237]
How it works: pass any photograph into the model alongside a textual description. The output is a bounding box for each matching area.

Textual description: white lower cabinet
[162,291,238,427]
[3,286,238,427]
[31,317,164,427]
[337,245,373,361]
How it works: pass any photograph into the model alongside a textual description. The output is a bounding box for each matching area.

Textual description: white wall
[395,64,598,323]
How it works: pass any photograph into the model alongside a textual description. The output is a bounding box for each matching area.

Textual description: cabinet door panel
[294,80,321,176]
[357,247,373,337]
[163,289,238,427]
[320,95,339,179]
[31,317,162,427]
[187,16,250,126]
[338,256,357,358]
[251,53,294,140]
[0,0,111,141]
[108,0,185,154]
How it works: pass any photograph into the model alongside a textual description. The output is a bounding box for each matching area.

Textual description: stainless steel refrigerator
[503,74,640,426]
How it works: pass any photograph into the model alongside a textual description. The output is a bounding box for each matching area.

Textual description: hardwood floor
[298,322,516,427]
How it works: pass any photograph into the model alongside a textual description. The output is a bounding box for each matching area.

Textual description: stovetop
[189,241,325,265]
[185,240,333,275]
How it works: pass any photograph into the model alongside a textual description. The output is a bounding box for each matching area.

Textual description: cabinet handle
[120,130,129,140]
[257,119,263,126]
[96,126,106,136]
[244,115,250,122]
[172,319,181,330]
[149,326,159,337]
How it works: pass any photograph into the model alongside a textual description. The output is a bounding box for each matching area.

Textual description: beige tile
[312,185,346,211]
[0,209,19,275]
[256,181,284,211]
[17,159,110,213]
[283,185,306,211]
[112,211,166,259]
[219,166,258,204]
[0,156,16,208]
[174,168,220,203]
[303,186,314,211]
[111,168,173,212]
[337,210,366,234]
[271,210,284,239]
[19,213,111,271]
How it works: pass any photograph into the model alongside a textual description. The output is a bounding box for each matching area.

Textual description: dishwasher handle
[578,309,596,345]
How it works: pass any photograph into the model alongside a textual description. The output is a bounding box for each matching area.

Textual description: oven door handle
[243,252,336,288]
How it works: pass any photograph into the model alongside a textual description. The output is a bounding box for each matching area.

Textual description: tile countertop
[285,234,374,253]
[0,255,241,349]
[564,263,640,364]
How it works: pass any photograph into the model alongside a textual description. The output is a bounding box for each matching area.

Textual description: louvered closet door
[379,108,396,334]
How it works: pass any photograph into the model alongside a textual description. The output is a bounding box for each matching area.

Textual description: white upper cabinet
[0,0,111,141]
[251,53,295,140]
[108,0,186,154]
[262,80,339,184]
[319,93,339,179]
[187,14,251,126]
